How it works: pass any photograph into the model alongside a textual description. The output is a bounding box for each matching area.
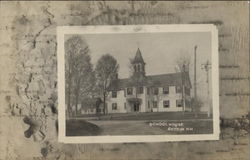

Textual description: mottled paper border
[57,24,219,143]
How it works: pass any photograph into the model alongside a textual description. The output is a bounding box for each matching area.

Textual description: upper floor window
[153,88,159,95]
[163,100,170,108]
[185,87,190,96]
[112,91,117,98]
[124,102,126,109]
[148,101,150,108]
[176,86,182,93]
[136,87,144,94]
[127,87,133,95]
[163,87,169,94]
[112,103,117,110]
[153,101,158,108]
[176,99,182,107]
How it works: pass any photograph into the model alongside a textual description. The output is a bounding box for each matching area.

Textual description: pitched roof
[108,72,192,91]
[147,72,191,87]
[132,48,145,64]
[108,78,130,91]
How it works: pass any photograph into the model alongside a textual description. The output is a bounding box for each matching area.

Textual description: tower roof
[132,48,145,64]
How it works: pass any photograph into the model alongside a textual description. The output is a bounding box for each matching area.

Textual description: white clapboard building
[106,48,192,114]
[77,48,192,115]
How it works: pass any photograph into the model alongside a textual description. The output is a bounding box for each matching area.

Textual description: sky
[65,32,212,109]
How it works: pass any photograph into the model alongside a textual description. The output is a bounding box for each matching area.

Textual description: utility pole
[194,46,197,115]
[202,60,211,95]
[181,64,186,113]
[202,60,211,117]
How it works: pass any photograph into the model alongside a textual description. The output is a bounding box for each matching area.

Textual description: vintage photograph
[57,25,219,143]
[1,1,249,159]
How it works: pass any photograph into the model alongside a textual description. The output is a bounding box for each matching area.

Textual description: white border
[57,24,219,144]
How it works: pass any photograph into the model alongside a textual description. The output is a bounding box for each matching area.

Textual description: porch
[126,97,142,112]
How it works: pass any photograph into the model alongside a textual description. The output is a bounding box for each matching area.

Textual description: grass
[66,112,213,136]
[147,120,213,134]
[66,119,102,136]
[66,119,213,136]
[76,112,212,121]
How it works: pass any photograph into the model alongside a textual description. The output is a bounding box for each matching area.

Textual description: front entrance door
[133,104,139,112]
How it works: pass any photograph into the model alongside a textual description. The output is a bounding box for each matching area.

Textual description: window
[163,100,170,108]
[185,100,191,107]
[185,87,190,96]
[153,101,158,108]
[153,88,159,95]
[148,101,150,108]
[112,103,117,110]
[124,103,126,109]
[147,87,150,95]
[127,88,133,95]
[90,108,93,112]
[124,89,126,97]
[163,87,169,94]
[97,108,102,112]
[135,64,139,72]
[176,99,182,107]
[112,91,117,98]
[136,87,144,94]
[176,86,182,93]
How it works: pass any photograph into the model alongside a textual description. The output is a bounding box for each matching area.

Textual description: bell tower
[131,48,146,77]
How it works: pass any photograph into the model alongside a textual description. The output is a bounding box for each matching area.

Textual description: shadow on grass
[66,119,102,136]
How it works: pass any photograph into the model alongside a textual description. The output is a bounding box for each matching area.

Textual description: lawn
[66,118,213,136]
[75,111,212,121]
[147,119,214,134]
[66,119,102,136]
[66,112,213,136]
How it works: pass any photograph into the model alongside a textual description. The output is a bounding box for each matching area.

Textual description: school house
[106,48,192,114]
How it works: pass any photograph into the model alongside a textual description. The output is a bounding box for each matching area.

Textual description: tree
[72,50,95,116]
[95,54,119,114]
[65,36,95,117]
[175,53,190,113]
